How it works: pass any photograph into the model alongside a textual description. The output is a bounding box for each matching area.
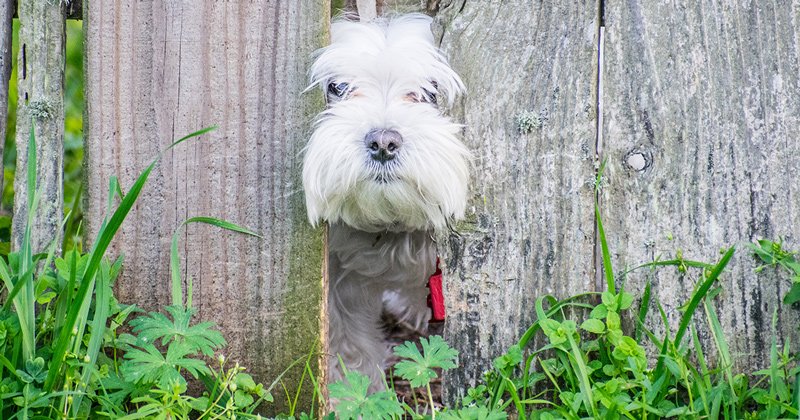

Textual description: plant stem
[427,383,435,420]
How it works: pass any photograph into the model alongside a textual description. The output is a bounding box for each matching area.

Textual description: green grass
[322,224,798,419]
[0,125,284,419]
[318,171,800,419]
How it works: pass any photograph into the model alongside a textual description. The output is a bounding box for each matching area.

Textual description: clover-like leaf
[605,311,621,331]
[234,389,254,407]
[581,319,606,334]
[233,372,257,391]
[601,291,617,310]
[540,319,567,345]
[612,336,647,370]
[329,371,403,420]
[590,304,608,319]
[393,335,458,388]
[492,343,522,372]
[618,291,634,310]
[17,357,47,384]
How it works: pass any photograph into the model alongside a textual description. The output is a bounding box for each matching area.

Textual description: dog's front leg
[327,261,389,391]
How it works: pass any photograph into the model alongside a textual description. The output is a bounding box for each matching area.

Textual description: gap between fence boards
[593,1,606,293]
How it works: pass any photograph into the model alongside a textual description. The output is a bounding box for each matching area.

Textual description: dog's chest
[328,224,437,285]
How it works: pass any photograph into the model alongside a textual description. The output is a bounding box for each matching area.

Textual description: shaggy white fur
[302,14,469,390]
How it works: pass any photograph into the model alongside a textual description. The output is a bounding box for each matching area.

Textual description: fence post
[13,0,65,254]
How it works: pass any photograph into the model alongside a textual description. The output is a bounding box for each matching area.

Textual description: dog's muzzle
[365,129,403,163]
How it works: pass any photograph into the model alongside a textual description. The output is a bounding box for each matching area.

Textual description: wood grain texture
[602,0,800,367]
[0,0,12,191]
[83,1,328,412]
[337,0,430,16]
[435,0,599,400]
[13,0,65,253]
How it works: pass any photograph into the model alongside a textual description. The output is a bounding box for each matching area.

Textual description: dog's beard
[303,99,469,232]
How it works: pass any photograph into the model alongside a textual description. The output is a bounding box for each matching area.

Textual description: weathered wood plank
[83,0,328,412]
[13,0,65,253]
[336,0,430,16]
[0,0,12,192]
[435,0,599,401]
[11,0,82,20]
[602,0,800,367]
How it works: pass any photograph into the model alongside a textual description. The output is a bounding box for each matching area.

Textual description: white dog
[302,14,469,390]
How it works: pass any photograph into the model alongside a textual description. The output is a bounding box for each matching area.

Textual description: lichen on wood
[13,0,66,254]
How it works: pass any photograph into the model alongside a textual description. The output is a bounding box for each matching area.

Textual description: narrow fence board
[602,0,800,367]
[11,0,82,20]
[84,1,328,412]
[13,0,65,253]
[0,0,12,190]
[436,0,599,401]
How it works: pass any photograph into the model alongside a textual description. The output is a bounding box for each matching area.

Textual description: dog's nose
[364,129,403,163]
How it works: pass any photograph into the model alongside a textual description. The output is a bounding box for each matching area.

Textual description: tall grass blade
[595,204,615,294]
[71,262,111,416]
[62,183,83,251]
[703,297,737,412]
[593,159,615,294]
[655,247,734,377]
[793,372,800,415]
[170,216,260,308]
[567,334,598,417]
[44,127,217,391]
[502,377,527,420]
[635,279,652,342]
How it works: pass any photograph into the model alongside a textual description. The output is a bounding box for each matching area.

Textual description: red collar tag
[427,258,446,321]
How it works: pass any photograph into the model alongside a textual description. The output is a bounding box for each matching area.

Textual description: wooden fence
[2,0,798,411]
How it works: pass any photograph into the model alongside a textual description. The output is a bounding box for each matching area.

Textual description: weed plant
[326,186,799,420]
[0,126,288,419]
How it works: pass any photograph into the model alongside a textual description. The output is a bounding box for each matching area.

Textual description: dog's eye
[406,88,437,105]
[327,82,350,100]
[422,88,437,105]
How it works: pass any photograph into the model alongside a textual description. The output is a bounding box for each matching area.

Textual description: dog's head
[303,14,469,233]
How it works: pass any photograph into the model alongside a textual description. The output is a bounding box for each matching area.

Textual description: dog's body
[302,14,468,389]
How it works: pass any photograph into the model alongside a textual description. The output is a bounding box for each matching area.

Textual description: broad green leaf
[393,335,458,388]
[329,371,402,420]
[783,282,800,305]
[581,319,606,334]
[128,305,226,357]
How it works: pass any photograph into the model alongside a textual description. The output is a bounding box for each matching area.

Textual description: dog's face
[303,14,469,233]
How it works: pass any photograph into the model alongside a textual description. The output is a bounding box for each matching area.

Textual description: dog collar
[427,258,446,321]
